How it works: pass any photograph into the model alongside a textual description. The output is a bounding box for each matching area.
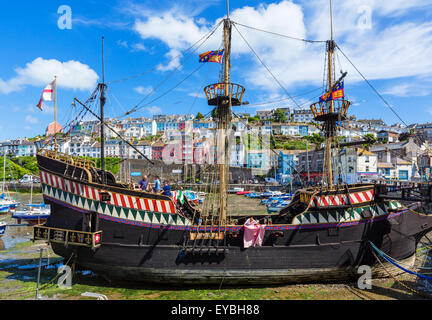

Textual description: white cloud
[146,106,162,115]
[383,82,432,97]
[131,43,146,52]
[0,58,99,94]
[157,49,183,71]
[127,0,432,101]
[134,86,153,95]
[188,92,206,99]
[25,115,39,124]
[117,40,129,48]
[134,11,210,50]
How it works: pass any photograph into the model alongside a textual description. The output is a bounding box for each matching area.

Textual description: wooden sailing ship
[33,2,432,284]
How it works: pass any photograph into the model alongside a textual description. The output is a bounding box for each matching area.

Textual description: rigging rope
[232,21,327,44]
[125,63,206,117]
[241,87,323,108]
[233,23,302,109]
[119,21,223,118]
[108,20,224,85]
[335,44,408,127]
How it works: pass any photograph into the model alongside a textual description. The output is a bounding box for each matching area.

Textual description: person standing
[138,175,149,192]
[153,176,161,193]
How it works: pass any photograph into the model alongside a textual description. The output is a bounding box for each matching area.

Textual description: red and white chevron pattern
[40,170,176,214]
[310,189,374,208]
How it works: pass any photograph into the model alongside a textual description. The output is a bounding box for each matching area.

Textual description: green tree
[304,133,325,145]
[196,112,204,120]
[247,115,260,123]
[273,108,287,123]
[363,133,377,142]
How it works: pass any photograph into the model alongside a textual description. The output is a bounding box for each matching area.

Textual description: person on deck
[138,175,149,192]
[153,176,161,193]
[162,181,171,197]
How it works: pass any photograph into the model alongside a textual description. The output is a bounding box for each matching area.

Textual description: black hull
[36,153,432,285]
[43,198,430,285]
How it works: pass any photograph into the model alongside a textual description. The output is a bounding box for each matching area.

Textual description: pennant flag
[36,80,55,111]
[319,81,345,103]
[199,50,224,63]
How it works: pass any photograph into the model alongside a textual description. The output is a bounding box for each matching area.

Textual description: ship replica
[34,3,432,284]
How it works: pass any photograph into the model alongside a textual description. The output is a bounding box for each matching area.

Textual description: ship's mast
[325,0,335,188]
[219,9,232,223]
[309,0,350,189]
[100,36,107,184]
[203,0,245,223]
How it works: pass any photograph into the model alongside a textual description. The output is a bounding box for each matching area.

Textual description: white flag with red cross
[36,80,55,111]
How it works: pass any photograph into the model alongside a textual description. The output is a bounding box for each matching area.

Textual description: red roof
[46,122,63,136]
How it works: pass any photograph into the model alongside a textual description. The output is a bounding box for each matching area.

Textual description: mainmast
[218,15,232,223]
[325,0,335,187]
[100,36,107,184]
[203,0,245,223]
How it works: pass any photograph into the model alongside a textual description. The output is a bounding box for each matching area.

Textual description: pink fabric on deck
[243,218,266,248]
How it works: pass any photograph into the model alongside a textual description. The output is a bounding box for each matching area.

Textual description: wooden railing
[204,83,245,106]
[39,149,96,170]
[310,99,350,119]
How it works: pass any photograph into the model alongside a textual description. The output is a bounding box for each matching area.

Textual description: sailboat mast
[100,36,107,184]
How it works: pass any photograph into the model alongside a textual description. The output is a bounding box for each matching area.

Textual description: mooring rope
[369,241,432,280]
[369,245,431,298]
[369,241,432,271]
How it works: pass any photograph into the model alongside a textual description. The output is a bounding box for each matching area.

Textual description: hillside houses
[5,107,432,184]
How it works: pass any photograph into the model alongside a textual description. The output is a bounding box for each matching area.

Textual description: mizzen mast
[310,0,350,188]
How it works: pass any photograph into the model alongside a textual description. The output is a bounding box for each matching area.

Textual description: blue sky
[1,0,432,140]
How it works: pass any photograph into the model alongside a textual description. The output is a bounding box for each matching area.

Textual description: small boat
[267,200,291,213]
[0,206,9,214]
[236,191,251,195]
[184,191,204,204]
[0,195,20,211]
[1,152,20,210]
[260,191,282,198]
[228,187,244,194]
[0,221,6,236]
[245,192,261,198]
[12,204,51,226]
